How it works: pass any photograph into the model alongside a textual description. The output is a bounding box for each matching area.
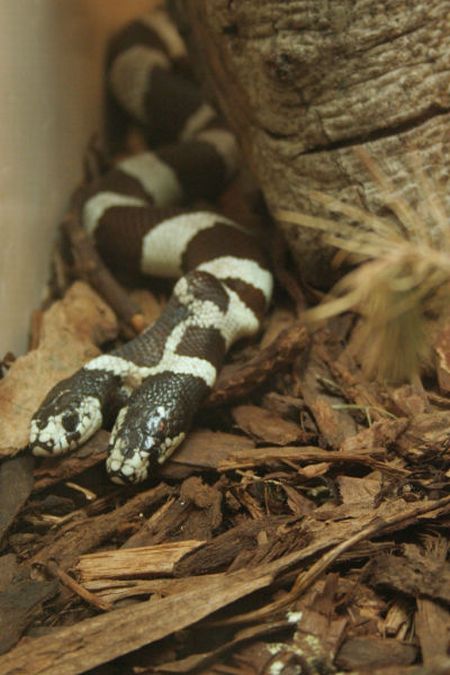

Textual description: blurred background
[0,0,153,355]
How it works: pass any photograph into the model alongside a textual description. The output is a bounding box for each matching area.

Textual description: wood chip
[415,598,450,670]
[396,410,450,461]
[207,321,308,406]
[82,571,241,604]
[32,429,109,492]
[300,348,358,447]
[382,600,412,640]
[340,417,408,453]
[0,554,18,593]
[174,516,293,577]
[288,574,348,670]
[0,455,34,543]
[160,429,255,478]
[337,472,382,506]
[32,483,173,571]
[232,405,309,445]
[259,308,296,349]
[77,540,205,582]
[32,429,256,490]
[0,577,58,654]
[335,636,417,671]
[369,539,450,603]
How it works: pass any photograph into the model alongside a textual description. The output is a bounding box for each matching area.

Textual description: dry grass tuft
[276,148,450,382]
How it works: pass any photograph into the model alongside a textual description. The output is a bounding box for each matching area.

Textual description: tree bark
[172,0,450,286]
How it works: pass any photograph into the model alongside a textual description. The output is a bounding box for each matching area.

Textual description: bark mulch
[0,185,449,674]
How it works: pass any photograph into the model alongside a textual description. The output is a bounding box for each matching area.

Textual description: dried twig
[46,560,112,612]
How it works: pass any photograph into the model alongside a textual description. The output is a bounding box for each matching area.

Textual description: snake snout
[105,419,158,484]
[30,410,79,456]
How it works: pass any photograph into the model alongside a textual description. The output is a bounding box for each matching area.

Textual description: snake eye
[62,412,79,433]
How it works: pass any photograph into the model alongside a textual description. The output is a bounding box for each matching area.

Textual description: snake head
[106,401,186,484]
[104,372,205,484]
[29,374,105,456]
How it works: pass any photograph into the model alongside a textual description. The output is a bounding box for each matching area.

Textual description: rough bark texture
[173,0,450,286]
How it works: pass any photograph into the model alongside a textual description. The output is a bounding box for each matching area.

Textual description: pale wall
[0,0,152,356]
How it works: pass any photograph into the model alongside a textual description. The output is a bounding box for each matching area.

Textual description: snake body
[30,8,273,484]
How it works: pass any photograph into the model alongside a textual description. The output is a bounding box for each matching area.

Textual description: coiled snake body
[29,8,273,484]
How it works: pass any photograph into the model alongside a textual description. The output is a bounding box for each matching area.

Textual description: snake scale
[29,7,273,484]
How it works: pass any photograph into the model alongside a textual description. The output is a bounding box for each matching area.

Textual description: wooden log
[173,0,450,286]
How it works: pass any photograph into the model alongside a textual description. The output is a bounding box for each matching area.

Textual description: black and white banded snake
[29,7,273,484]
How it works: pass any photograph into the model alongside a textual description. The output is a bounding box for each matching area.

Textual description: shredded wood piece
[77,540,205,581]
[46,560,112,612]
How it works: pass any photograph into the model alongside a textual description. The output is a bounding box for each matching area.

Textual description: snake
[29,8,273,484]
